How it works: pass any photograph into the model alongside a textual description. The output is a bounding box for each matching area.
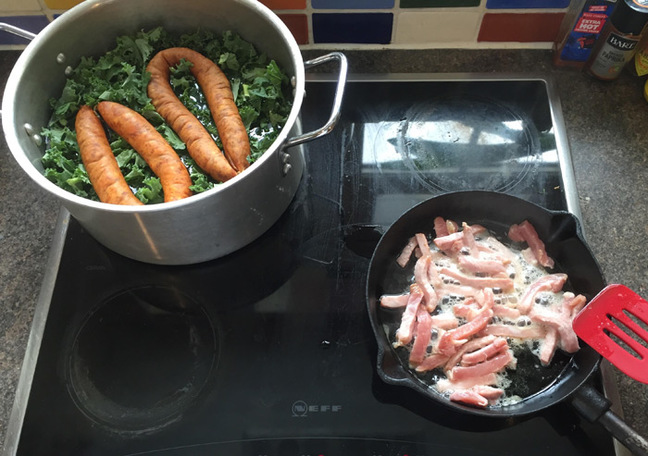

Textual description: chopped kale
[41,27,292,202]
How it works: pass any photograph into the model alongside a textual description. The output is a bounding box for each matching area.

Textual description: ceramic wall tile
[259,0,306,9]
[486,0,570,8]
[43,0,84,9]
[0,0,576,50]
[0,0,40,12]
[479,12,565,42]
[395,11,481,44]
[401,0,481,7]
[278,14,308,44]
[313,0,394,8]
[312,13,393,44]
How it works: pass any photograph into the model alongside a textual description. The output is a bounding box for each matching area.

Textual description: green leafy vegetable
[41,27,292,202]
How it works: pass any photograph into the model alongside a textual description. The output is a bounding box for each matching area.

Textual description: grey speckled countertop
[1,48,647,453]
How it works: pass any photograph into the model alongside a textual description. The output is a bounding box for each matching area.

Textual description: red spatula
[573,284,648,384]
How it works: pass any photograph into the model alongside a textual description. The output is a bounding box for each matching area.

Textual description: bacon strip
[436,373,497,392]
[452,299,480,320]
[379,293,410,309]
[530,306,580,353]
[539,328,558,365]
[460,337,509,366]
[516,273,567,314]
[461,222,479,257]
[440,267,514,292]
[434,216,450,237]
[480,324,545,340]
[427,256,443,289]
[564,292,587,317]
[438,283,478,297]
[457,255,508,275]
[394,284,423,346]
[430,313,459,330]
[434,231,464,253]
[415,233,432,257]
[482,236,517,263]
[508,220,555,269]
[437,308,493,356]
[415,255,438,312]
[415,353,450,372]
[449,386,504,408]
[448,349,514,382]
[493,304,521,319]
[409,307,433,366]
[444,335,497,370]
[397,236,418,268]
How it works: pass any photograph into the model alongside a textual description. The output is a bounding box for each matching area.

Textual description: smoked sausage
[96,101,193,202]
[75,105,143,206]
[146,47,249,180]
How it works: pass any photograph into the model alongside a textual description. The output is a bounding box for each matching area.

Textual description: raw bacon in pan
[379,218,586,408]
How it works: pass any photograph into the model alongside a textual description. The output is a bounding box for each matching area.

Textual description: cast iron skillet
[366,191,648,456]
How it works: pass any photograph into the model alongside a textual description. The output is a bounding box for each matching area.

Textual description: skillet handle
[283,52,348,150]
[571,383,648,456]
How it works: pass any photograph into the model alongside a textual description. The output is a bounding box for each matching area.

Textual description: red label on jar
[574,12,608,33]
[588,5,608,12]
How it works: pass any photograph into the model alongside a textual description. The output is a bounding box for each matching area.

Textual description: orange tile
[478,12,565,42]
[278,14,309,44]
[44,0,85,9]
[259,0,306,9]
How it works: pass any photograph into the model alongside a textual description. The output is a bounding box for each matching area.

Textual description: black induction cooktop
[3,75,616,456]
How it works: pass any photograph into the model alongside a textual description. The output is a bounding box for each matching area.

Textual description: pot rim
[2,0,306,214]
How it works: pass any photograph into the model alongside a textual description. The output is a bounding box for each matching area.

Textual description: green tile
[401,0,480,6]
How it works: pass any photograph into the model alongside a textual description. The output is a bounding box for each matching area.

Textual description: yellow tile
[44,0,85,9]
[0,0,41,12]
[395,11,481,44]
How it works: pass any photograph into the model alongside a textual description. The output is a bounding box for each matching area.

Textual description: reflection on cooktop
[372,95,545,192]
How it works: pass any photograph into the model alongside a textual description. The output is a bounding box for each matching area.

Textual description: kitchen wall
[0,0,571,50]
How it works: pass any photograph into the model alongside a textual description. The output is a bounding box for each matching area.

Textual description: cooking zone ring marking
[64,285,219,435]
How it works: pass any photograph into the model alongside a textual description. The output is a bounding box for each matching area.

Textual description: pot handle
[0,23,36,121]
[0,23,37,41]
[571,383,648,456]
[282,51,348,150]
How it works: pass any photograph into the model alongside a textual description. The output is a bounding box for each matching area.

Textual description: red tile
[278,14,309,45]
[260,0,306,9]
[478,12,565,42]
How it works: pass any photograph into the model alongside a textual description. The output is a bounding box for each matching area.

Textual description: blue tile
[0,16,50,45]
[313,0,394,8]
[313,13,393,44]
[486,0,570,8]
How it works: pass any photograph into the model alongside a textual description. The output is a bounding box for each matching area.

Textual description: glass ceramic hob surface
[5,76,613,456]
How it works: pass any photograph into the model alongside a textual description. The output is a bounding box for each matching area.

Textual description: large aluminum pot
[1,0,347,265]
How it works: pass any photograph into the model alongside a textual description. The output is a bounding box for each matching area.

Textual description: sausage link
[96,101,193,202]
[146,47,249,178]
[75,105,143,205]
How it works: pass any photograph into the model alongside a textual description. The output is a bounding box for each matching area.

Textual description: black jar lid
[614,0,648,34]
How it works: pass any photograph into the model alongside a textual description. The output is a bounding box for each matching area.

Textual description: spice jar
[630,30,648,74]
[553,0,617,68]
[584,0,648,80]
